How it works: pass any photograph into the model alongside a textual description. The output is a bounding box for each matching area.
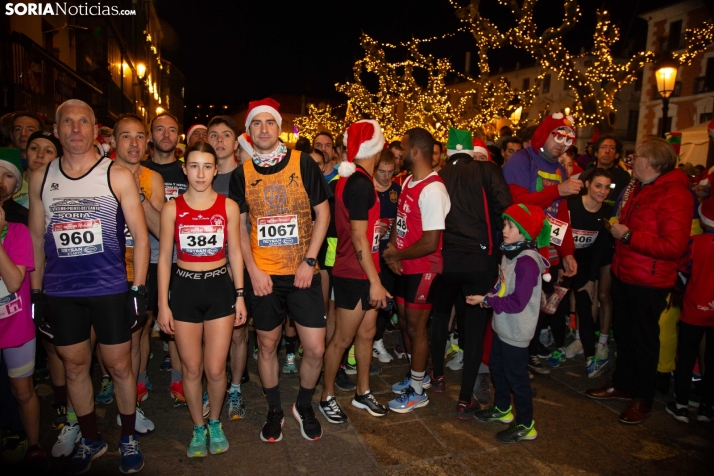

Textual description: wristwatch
[303,256,317,267]
[131,285,148,296]
[139,193,146,202]
[621,230,632,245]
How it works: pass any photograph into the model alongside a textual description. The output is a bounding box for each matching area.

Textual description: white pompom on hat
[339,119,385,177]
[238,133,255,157]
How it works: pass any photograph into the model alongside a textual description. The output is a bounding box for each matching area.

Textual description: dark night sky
[154,0,682,108]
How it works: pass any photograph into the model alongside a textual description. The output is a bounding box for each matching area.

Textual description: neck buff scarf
[252,142,287,168]
[500,240,537,260]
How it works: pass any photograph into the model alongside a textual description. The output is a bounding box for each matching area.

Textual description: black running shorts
[170,266,235,323]
[249,274,326,331]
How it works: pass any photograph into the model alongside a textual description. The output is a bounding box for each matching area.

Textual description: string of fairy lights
[295,0,714,142]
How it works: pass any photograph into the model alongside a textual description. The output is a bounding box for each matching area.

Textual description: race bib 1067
[52,219,104,257]
[257,215,299,247]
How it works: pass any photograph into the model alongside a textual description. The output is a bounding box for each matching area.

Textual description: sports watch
[303,256,317,267]
[131,285,148,296]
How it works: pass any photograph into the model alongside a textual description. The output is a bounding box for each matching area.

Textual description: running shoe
[282,353,298,374]
[370,364,382,375]
[697,403,713,422]
[347,345,356,367]
[145,375,153,391]
[344,361,357,375]
[252,346,259,361]
[394,344,408,359]
[187,425,207,458]
[565,339,583,358]
[136,382,149,403]
[496,421,537,443]
[118,434,144,473]
[444,342,461,359]
[320,396,348,424]
[446,350,464,370]
[1,431,28,464]
[260,408,284,443]
[202,391,210,418]
[473,372,491,405]
[586,356,610,379]
[456,398,479,420]
[527,355,550,375]
[666,402,689,423]
[116,407,155,434]
[546,349,566,368]
[388,387,429,413]
[24,445,50,473]
[52,422,81,457]
[95,377,114,405]
[352,391,388,417]
[595,343,609,360]
[297,345,304,358]
[474,405,515,423]
[292,403,323,441]
[373,339,393,363]
[536,343,551,359]
[169,381,186,407]
[65,434,107,475]
[226,388,246,420]
[391,373,432,394]
[159,353,171,372]
[52,403,68,430]
[429,372,446,393]
[335,367,356,392]
[207,420,229,454]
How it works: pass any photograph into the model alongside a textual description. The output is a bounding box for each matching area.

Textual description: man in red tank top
[319,120,390,423]
[383,128,451,413]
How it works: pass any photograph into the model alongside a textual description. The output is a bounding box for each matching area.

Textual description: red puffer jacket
[612,169,693,288]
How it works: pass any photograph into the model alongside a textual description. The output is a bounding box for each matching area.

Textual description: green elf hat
[502,203,553,282]
[0,148,23,193]
[445,127,474,157]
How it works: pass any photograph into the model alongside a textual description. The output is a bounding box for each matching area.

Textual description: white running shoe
[565,339,584,359]
[52,422,81,457]
[372,339,393,363]
[116,407,155,434]
[595,343,609,360]
[446,350,464,370]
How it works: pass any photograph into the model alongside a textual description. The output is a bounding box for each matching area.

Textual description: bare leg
[256,327,282,389]
[55,341,94,417]
[229,325,248,385]
[43,339,66,387]
[99,341,135,415]
[202,317,234,421]
[139,316,153,375]
[325,299,336,344]
[321,304,366,400]
[10,375,41,447]
[405,307,431,374]
[354,310,378,395]
[169,339,182,373]
[173,321,205,425]
[130,326,142,379]
[295,323,326,389]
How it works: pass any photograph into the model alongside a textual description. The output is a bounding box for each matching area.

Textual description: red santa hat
[186,124,207,144]
[531,112,576,152]
[244,98,282,130]
[699,197,714,228]
[238,133,254,156]
[339,119,385,177]
[502,203,553,282]
[472,138,492,161]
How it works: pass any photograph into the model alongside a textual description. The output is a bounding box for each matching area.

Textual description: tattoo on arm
[356,250,363,261]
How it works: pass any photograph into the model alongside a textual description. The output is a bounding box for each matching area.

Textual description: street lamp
[654,54,679,138]
[137,63,146,80]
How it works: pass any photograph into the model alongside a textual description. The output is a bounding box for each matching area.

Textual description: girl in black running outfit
[157,141,248,458]
[564,168,614,378]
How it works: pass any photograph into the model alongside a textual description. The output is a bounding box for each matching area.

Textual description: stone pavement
[30,330,714,475]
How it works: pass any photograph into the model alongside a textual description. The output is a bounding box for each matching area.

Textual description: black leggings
[431,271,494,401]
[674,321,713,407]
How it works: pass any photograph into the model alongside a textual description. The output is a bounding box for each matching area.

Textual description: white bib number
[0,279,22,320]
[257,215,299,247]
[179,225,224,257]
[396,212,408,239]
[52,219,104,257]
[546,215,569,247]
[371,222,381,253]
[165,187,179,201]
[572,229,598,249]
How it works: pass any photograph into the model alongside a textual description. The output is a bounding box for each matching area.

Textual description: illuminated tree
[293,104,343,142]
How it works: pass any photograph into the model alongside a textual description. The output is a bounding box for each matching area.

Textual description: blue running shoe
[586,356,610,379]
[187,425,207,458]
[118,435,144,474]
[207,420,229,454]
[95,377,114,405]
[65,434,108,475]
[202,391,210,418]
[388,387,429,413]
[546,349,566,368]
[159,353,171,372]
[391,374,431,394]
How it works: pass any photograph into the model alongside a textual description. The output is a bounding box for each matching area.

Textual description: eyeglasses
[551,131,574,147]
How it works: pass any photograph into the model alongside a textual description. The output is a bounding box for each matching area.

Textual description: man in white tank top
[28,100,150,475]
